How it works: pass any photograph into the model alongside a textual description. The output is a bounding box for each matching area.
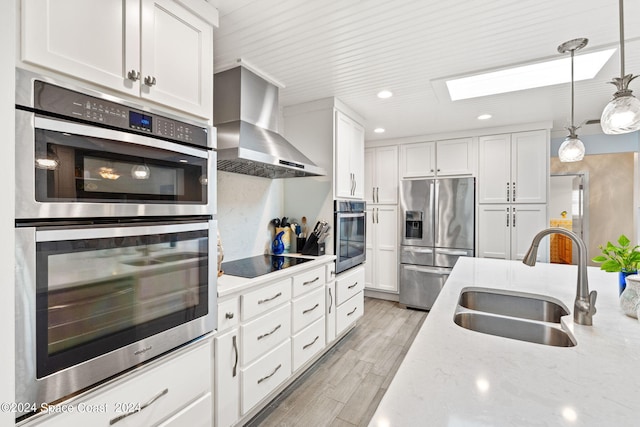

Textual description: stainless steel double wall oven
[334,200,366,274]
[14,69,217,419]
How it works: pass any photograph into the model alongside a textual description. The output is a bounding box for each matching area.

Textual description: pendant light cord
[619,0,625,78]
[571,48,575,128]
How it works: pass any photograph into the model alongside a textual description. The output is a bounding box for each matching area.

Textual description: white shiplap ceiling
[208,0,640,141]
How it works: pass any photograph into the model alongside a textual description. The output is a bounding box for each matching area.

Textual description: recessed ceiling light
[445,48,615,100]
[377,90,393,99]
[374,128,386,133]
[477,114,492,120]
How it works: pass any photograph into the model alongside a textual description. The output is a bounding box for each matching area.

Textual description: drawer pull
[348,282,358,289]
[303,276,320,286]
[303,335,320,350]
[303,303,320,314]
[257,324,282,340]
[257,363,282,384]
[232,335,238,378]
[225,312,235,319]
[109,388,168,425]
[347,306,358,316]
[258,292,282,304]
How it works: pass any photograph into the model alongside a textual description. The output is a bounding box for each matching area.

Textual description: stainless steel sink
[454,312,576,347]
[121,258,163,266]
[153,252,201,263]
[453,287,576,347]
[458,288,570,323]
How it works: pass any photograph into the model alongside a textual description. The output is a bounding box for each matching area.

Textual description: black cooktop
[221,255,312,279]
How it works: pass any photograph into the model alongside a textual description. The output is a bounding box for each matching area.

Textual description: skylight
[445,48,616,101]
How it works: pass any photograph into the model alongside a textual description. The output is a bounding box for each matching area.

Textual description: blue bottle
[272,231,285,255]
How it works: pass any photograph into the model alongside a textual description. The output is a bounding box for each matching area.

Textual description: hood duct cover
[214,66,326,178]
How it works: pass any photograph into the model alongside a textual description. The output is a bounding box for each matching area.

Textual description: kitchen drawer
[292,317,325,372]
[217,296,239,332]
[336,291,364,337]
[241,339,292,415]
[292,266,325,297]
[241,303,291,366]
[326,262,336,282]
[33,339,212,427]
[335,266,365,305]
[157,393,212,427]
[291,286,325,333]
[242,278,292,321]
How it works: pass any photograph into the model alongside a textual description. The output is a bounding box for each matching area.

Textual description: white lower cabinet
[214,329,239,427]
[292,318,325,371]
[29,338,213,427]
[241,339,292,414]
[365,206,398,293]
[213,259,363,426]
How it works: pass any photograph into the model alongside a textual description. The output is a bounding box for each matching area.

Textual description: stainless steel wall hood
[214,66,325,178]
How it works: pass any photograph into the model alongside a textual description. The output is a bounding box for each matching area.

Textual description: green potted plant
[592,234,640,294]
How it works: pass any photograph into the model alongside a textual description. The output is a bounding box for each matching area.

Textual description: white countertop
[217,254,335,297]
[369,257,640,427]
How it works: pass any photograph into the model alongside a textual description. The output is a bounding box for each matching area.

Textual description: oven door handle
[36,222,209,242]
[34,116,209,159]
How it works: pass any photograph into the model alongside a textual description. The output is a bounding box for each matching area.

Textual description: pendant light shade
[558,38,588,162]
[601,0,640,134]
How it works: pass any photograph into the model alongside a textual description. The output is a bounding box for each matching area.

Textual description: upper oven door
[335,211,366,273]
[15,109,214,220]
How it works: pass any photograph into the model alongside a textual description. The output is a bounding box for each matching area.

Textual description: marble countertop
[369,257,640,427]
[217,254,335,298]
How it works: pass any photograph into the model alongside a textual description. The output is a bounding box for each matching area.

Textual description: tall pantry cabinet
[364,146,399,294]
[477,130,549,261]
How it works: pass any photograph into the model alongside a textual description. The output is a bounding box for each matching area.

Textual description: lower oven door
[14,219,216,415]
[399,265,450,311]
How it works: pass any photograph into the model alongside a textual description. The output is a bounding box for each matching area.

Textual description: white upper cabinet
[400,138,473,179]
[478,130,547,204]
[21,0,213,119]
[365,146,398,204]
[335,110,365,199]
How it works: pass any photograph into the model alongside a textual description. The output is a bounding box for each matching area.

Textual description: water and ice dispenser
[405,210,423,239]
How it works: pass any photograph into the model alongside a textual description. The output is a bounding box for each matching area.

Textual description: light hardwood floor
[245,297,428,427]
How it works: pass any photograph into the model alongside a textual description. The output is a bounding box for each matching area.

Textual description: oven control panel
[32,81,209,148]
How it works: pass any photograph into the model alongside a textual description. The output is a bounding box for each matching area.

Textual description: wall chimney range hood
[214,66,326,178]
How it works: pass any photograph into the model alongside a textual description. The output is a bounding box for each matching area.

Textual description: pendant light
[601,0,640,134]
[558,38,588,162]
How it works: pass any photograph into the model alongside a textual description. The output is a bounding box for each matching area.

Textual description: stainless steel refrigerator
[399,177,475,310]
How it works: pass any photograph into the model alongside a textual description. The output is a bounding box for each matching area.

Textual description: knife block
[301,234,325,256]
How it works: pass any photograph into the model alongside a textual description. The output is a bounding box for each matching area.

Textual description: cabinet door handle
[376,208,379,224]
[376,187,379,203]
[328,288,333,314]
[303,277,320,286]
[232,335,238,377]
[257,364,282,384]
[109,388,168,425]
[303,303,320,314]
[303,335,320,350]
[257,324,282,340]
[353,174,357,195]
[506,182,510,202]
[513,208,516,227]
[506,207,510,227]
[127,69,140,81]
[347,306,358,316]
[225,312,234,319]
[348,281,358,289]
[258,292,282,304]
[512,182,516,202]
[144,75,157,87]
[372,187,376,202]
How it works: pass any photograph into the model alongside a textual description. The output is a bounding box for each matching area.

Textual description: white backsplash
[217,171,284,262]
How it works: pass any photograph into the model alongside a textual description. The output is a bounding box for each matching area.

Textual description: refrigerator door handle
[433,180,440,246]
[402,265,450,275]
[401,247,434,254]
[436,249,472,256]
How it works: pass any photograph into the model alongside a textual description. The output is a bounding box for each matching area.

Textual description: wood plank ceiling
[209,0,640,140]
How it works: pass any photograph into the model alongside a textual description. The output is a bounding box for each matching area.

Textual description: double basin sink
[121,252,201,267]
[453,287,576,347]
